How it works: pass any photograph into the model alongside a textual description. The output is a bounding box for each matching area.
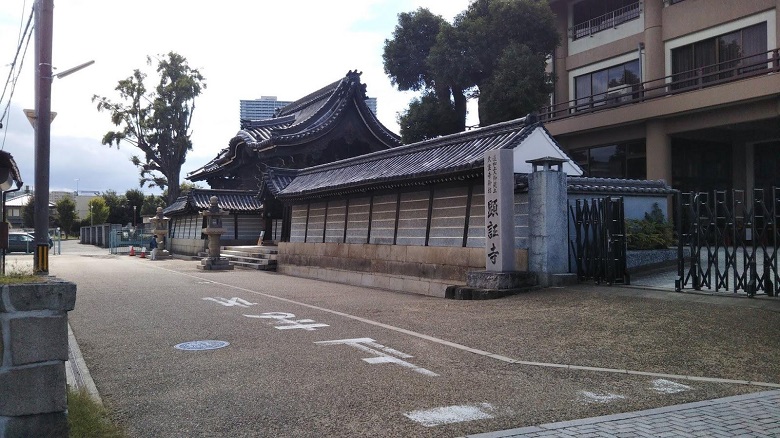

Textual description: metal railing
[542,48,780,122]
[570,2,641,40]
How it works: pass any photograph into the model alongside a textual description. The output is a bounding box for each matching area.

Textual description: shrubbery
[626,203,674,250]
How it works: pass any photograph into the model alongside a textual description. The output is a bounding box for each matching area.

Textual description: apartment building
[544,0,780,194]
[240,96,377,123]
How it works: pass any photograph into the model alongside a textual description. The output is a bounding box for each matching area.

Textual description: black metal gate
[569,197,628,285]
[675,188,779,297]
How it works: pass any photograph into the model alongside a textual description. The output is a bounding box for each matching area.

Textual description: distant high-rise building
[240,95,378,123]
[240,96,291,121]
[365,97,377,116]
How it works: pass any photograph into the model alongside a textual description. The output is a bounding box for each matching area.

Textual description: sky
[0,0,472,197]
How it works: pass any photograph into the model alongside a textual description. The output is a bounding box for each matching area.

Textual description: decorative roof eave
[353,94,401,146]
[163,188,263,216]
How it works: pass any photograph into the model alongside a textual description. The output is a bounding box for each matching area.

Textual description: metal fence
[569,197,628,285]
[107,225,155,255]
[676,189,779,297]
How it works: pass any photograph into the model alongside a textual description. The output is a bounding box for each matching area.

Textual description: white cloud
[0,0,471,195]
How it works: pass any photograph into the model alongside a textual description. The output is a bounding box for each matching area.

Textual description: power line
[0,6,35,150]
[0,4,34,130]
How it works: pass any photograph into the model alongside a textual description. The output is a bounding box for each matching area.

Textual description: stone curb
[65,323,102,405]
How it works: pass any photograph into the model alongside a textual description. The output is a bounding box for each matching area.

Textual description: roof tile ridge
[277,72,356,116]
[292,117,533,176]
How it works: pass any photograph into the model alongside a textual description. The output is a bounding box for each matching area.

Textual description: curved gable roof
[187,71,401,182]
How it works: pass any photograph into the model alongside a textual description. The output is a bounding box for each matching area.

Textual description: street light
[133,205,137,227]
[31,0,94,274]
[90,205,93,226]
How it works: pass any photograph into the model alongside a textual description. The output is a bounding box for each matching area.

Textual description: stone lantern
[149,206,171,259]
[198,196,233,270]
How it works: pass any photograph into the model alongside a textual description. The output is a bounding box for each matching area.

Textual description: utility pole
[34,0,53,274]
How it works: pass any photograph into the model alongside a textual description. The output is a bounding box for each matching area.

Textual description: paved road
[40,241,780,437]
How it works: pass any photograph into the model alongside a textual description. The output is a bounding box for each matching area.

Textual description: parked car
[27,231,54,248]
[7,233,36,253]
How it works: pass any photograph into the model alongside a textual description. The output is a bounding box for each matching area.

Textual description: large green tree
[55,197,77,238]
[87,198,110,226]
[383,0,559,140]
[383,8,466,142]
[125,189,146,226]
[93,52,206,205]
[101,190,128,225]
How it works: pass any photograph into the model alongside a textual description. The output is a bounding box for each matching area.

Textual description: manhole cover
[174,340,230,351]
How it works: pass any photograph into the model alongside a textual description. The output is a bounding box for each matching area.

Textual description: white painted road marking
[651,378,692,394]
[163,268,780,389]
[202,297,257,308]
[244,312,329,331]
[315,338,438,377]
[404,403,495,427]
[578,391,626,404]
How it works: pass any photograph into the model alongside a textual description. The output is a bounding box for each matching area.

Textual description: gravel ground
[46,241,780,437]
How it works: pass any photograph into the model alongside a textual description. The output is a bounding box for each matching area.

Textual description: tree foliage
[21,195,34,228]
[125,189,145,226]
[55,197,77,238]
[93,52,206,205]
[383,0,559,139]
[101,190,128,225]
[383,8,466,142]
[141,194,166,217]
[87,198,110,225]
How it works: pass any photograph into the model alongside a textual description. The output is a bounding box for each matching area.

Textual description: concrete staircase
[218,245,278,271]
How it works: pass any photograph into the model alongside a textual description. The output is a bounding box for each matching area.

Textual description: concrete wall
[278,242,529,297]
[0,279,76,437]
[169,237,206,257]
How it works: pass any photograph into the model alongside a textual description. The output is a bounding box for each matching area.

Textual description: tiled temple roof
[163,189,262,216]
[514,175,676,194]
[187,71,401,182]
[270,115,557,200]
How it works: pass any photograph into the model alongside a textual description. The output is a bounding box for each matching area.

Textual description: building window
[574,59,641,110]
[671,22,767,89]
[571,142,646,179]
[754,141,780,190]
[571,0,641,40]
[671,140,732,193]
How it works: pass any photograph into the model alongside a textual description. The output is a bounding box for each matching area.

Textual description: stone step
[230,260,277,271]
[221,250,278,261]
[221,254,276,265]
[444,284,542,300]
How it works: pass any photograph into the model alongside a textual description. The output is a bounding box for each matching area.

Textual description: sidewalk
[465,390,780,437]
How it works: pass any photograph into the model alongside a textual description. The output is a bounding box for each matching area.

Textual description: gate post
[528,157,571,286]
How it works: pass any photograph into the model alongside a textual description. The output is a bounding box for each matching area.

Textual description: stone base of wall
[278,265,455,297]
[278,242,529,297]
[0,278,76,438]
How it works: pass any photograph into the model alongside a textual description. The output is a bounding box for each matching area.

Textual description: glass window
[574,60,641,109]
[573,141,646,179]
[671,23,767,88]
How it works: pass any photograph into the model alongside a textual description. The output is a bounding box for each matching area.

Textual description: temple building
[167,71,401,254]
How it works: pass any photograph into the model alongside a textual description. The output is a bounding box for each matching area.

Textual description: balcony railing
[570,2,641,40]
[541,48,780,122]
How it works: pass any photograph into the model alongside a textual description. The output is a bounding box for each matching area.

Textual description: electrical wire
[0,5,34,123]
[0,8,35,151]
